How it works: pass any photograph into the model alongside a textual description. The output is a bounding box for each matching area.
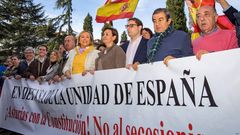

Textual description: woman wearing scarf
[63,31,99,79]
[95,27,126,70]
[147,8,193,66]
[38,50,60,84]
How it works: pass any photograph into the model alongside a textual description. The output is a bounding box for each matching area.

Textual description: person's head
[78,31,93,48]
[64,35,76,51]
[58,44,65,57]
[97,44,106,52]
[50,50,60,63]
[126,18,143,39]
[141,28,153,39]
[4,57,13,67]
[11,54,20,67]
[152,8,172,33]
[196,6,218,35]
[24,47,35,61]
[102,27,118,47]
[37,44,48,58]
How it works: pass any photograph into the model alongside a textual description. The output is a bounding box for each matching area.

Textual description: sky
[34,0,240,40]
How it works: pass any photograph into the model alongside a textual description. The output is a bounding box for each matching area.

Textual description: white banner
[1,49,240,135]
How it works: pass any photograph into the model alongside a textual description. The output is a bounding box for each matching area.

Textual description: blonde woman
[63,31,99,79]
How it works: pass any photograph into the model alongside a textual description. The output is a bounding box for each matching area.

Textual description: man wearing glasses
[121,18,148,69]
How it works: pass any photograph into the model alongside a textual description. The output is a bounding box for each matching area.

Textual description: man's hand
[195,50,209,60]
[126,62,140,71]
[15,75,22,80]
[53,75,60,82]
[37,77,44,85]
[163,55,175,67]
[64,70,71,79]
[185,0,193,8]
[29,75,35,81]
[216,0,230,10]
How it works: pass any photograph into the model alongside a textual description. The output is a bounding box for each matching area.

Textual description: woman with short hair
[95,28,126,70]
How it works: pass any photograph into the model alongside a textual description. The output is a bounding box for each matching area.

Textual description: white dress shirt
[126,36,142,65]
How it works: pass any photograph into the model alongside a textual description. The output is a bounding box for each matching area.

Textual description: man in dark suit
[216,0,240,47]
[121,18,148,69]
[53,35,75,82]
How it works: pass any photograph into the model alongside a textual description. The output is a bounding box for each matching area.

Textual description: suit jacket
[121,37,148,64]
[224,6,240,47]
[23,58,50,78]
[224,6,238,25]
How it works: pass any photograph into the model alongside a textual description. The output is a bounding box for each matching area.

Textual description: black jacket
[224,6,240,47]
[121,37,148,64]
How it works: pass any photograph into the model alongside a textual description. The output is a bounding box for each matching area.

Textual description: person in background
[97,44,106,52]
[4,54,28,79]
[1,57,12,76]
[53,35,75,82]
[193,6,238,60]
[38,50,60,84]
[216,0,240,47]
[0,57,12,91]
[121,18,148,70]
[23,47,35,66]
[0,63,6,93]
[58,44,66,57]
[141,27,153,40]
[95,27,126,70]
[63,31,99,78]
[24,44,50,81]
[147,8,193,66]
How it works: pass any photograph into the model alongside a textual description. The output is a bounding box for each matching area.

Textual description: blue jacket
[0,65,6,77]
[121,37,148,64]
[147,30,193,62]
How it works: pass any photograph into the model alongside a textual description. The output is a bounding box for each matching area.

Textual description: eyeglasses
[125,24,138,28]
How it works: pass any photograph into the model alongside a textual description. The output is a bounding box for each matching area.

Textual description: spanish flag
[96,0,139,23]
[187,0,235,40]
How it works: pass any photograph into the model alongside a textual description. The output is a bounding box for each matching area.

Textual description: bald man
[193,6,238,60]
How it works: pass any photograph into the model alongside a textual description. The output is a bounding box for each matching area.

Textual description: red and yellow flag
[187,0,235,40]
[96,0,139,23]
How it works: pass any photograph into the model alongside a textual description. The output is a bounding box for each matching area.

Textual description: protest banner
[0,49,240,135]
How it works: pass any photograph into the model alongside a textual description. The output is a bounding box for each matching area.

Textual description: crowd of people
[0,0,239,89]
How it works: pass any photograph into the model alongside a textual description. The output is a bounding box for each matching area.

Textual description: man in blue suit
[121,18,148,69]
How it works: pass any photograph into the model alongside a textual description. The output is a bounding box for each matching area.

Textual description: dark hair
[96,44,106,50]
[128,17,143,27]
[11,54,20,60]
[103,27,119,44]
[152,8,171,21]
[141,27,153,38]
[37,44,48,52]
